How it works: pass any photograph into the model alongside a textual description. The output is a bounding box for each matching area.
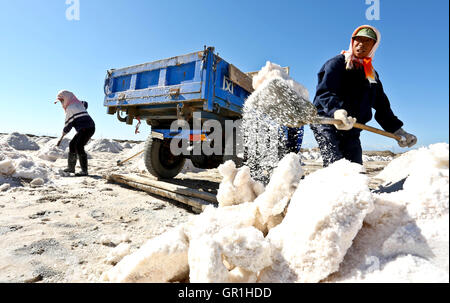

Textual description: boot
[63,152,77,174]
[76,154,88,176]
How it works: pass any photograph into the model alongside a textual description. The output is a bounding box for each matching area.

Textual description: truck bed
[104,47,253,124]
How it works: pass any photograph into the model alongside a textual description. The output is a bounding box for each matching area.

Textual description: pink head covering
[55,90,81,110]
[341,25,381,83]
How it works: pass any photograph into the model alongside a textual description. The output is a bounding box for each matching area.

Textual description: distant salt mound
[33,137,53,146]
[87,139,123,153]
[2,132,39,151]
[363,155,394,162]
[121,142,133,149]
[301,150,322,161]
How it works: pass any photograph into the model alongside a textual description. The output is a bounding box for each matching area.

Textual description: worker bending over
[55,90,96,176]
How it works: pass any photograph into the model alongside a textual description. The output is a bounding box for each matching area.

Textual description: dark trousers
[310,124,362,167]
[69,127,95,156]
[283,126,304,154]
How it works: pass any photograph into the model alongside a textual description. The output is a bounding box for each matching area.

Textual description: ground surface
[0,142,391,283]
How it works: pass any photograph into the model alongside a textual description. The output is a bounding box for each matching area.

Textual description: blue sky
[0,0,448,151]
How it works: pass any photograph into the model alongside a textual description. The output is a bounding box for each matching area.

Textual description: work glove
[394,128,417,148]
[333,109,357,131]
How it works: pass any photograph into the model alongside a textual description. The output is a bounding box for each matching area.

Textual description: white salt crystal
[101,226,189,283]
[260,160,374,283]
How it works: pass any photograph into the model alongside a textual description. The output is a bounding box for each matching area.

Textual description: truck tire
[144,136,186,179]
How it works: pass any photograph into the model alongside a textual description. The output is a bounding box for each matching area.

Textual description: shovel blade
[244,78,318,127]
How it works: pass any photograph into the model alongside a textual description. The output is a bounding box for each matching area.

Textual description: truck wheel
[144,136,186,179]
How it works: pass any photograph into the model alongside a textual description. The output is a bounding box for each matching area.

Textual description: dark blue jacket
[313,54,403,134]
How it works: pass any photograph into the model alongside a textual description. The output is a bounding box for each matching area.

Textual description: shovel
[117,150,144,166]
[245,78,402,141]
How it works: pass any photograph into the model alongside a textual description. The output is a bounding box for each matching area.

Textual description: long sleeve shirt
[313,54,403,134]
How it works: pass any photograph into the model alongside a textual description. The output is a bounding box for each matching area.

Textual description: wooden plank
[107,173,217,203]
[122,173,218,204]
[107,174,211,212]
[228,64,254,93]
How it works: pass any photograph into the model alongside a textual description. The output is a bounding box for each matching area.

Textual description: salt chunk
[217,227,271,273]
[216,161,264,207]
[188,236,230,283]
[259,160,374,283]
[0,159,15,176]
[30,178,45,187]
[104,243,132,265]
[101,226,189,282]
[254,153,302,232]
[38,143,66,162]
[228,267,257,283]
[13,159,48,181]
[184,203,258,241]
[0,183,11,192]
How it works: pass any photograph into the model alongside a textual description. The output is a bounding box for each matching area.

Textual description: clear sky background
[0,0,448,151]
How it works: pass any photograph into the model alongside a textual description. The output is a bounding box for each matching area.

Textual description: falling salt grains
[242,62,309,184]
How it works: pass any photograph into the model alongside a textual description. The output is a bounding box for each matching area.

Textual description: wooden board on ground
[106,173,218,213]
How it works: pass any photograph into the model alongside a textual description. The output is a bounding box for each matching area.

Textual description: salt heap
[37,138,70,162]
[102,154,303,282]
[101,143,449,283]
[12,158,49,181]
[101,226,189,282]
[1,132,39,151]
[86,139,123,153]
[329,143,449,282]
[259,159,374,283]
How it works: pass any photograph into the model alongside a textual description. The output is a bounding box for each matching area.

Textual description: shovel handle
[314,117,402,141]
[117,150,145,166]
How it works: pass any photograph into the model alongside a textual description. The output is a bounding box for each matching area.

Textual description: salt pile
[37,138,70,162]
[0,133,71,184]
[328,143,449,282]
[12,158,49,181]
[1,132,39,151]
[259,160,373,283]
[101,143,449,283]
[86,139,123,153]
[0,152,49,182]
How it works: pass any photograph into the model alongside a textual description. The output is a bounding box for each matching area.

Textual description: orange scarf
[349,57,376,83]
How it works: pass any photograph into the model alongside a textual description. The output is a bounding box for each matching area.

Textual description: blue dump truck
[104,47,253,178]
[104,47,303,179]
